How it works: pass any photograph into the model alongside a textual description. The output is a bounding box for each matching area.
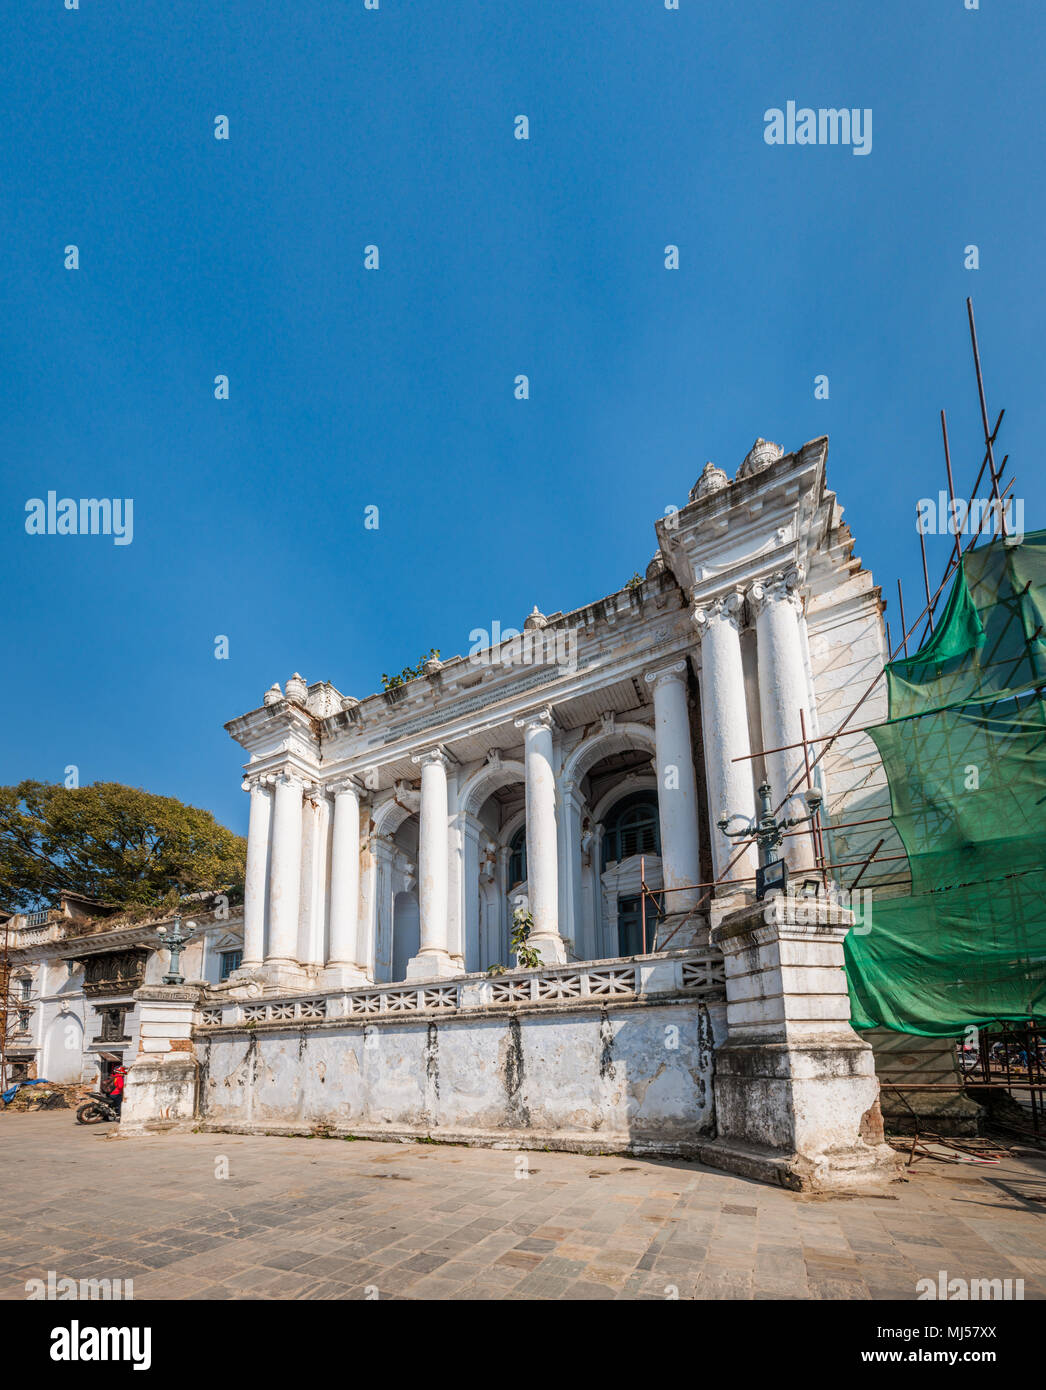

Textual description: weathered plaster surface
[198,998,725,1156]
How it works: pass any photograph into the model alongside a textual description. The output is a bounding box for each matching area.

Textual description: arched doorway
[43,1010,84,1083]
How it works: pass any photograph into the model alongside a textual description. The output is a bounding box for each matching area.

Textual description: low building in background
[0,892,243,1089]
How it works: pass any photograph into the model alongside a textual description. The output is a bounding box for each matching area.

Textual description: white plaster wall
[198,999,725,1152]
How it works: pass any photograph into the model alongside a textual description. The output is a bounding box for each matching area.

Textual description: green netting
[844,531,1046,1036]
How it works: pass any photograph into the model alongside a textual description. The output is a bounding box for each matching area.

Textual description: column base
[320,963,372,989]
[249,960,315,993]
[708,888,753,930]
[527,932,567,966]
[405,950,461,982]
[653,911,710,951]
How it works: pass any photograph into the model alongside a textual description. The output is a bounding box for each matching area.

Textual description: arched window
[602,791,660,867]
[508,826,527,887]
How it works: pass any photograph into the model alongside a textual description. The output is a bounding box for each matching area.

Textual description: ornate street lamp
[717,781,823,900]
[156,916,196,985]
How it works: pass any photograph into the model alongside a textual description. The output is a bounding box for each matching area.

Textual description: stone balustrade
[194,947,725,1032]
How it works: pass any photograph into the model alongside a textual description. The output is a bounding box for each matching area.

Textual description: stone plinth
[120,986,203,1135]
[706,895,902,1191]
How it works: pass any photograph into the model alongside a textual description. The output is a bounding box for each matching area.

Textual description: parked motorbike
[75,1091,120,1125]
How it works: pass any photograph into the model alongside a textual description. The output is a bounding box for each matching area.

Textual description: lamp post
[717,781,823,900]
[156,916,196,985]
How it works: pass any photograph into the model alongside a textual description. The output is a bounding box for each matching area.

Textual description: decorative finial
[284,673,308,705]
[690,461,729,502]
[737,438,783,480]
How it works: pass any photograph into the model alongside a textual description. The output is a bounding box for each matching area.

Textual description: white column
[559,780,585,959]
[241,777,273,969]
[406,747,457,979]
[326,780,367,985]
[358,830,381,982]
[462,818,482,973]
[514,708,566,964]
[644,663,702,918]
[446,770,465,968]
[693,589,758,885]
[750,566,817,871]
[297,785,324,967]
[266,772,305,969]
[591,825,606,956]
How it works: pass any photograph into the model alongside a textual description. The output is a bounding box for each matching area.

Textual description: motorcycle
[75,1091,120,1125]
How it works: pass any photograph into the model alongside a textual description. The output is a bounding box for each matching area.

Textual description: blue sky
[2,1,1042,837]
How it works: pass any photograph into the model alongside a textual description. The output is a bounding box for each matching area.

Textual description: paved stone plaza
[1,1113,1044,1301]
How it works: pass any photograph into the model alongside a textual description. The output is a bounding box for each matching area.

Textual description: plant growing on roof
[381,648,442,692]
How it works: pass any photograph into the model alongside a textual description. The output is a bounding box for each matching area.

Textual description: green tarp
[844,531,1046,1036]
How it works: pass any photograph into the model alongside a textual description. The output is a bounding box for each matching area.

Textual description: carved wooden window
[97,1005,130,1042]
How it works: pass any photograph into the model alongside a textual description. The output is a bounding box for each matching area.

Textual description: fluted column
[514,707,566,964]
[241,776,273,969]
[559,779,585,959]
[326,779,368,985]
[266,772,305,971]
[693,590,758,885]
[405,747,457,979]
[644,663,702,917]
[750,565,817,871]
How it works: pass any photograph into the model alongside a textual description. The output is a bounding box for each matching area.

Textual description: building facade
[1,894,243,1088]
[225,435,903,997]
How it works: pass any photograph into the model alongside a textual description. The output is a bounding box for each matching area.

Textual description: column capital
[748,564,805,617]
[328,776,365,798]
[643,659,688,691]
[514,705,556,734]
[242,773,267,793]
[411,745,451,771]
[272,769,306,791]
[692,587,747,638]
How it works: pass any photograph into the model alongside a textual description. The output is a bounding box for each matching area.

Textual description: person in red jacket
[108,1065,127,1113]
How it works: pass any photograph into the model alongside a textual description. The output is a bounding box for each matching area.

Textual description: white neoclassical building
[224,435,899,998]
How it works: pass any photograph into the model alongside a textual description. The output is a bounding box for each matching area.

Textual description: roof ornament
[263,683,283,706]
[737,438,783,480]
[690,461,729,502]
[524,605,548,631]
[284,673,308,705]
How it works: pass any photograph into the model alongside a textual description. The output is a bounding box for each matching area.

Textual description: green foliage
[511,905,541,969]
[486,962,508,977]
[0,780,246,912]
[381,648,441,691]
[625,572,643,592]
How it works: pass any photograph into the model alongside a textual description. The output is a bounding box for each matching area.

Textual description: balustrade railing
[195,949,725,1031]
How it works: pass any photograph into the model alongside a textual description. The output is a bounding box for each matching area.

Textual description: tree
[0,781,246,912]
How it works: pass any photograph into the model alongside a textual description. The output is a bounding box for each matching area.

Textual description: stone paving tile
[2,1112,1045,1301]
